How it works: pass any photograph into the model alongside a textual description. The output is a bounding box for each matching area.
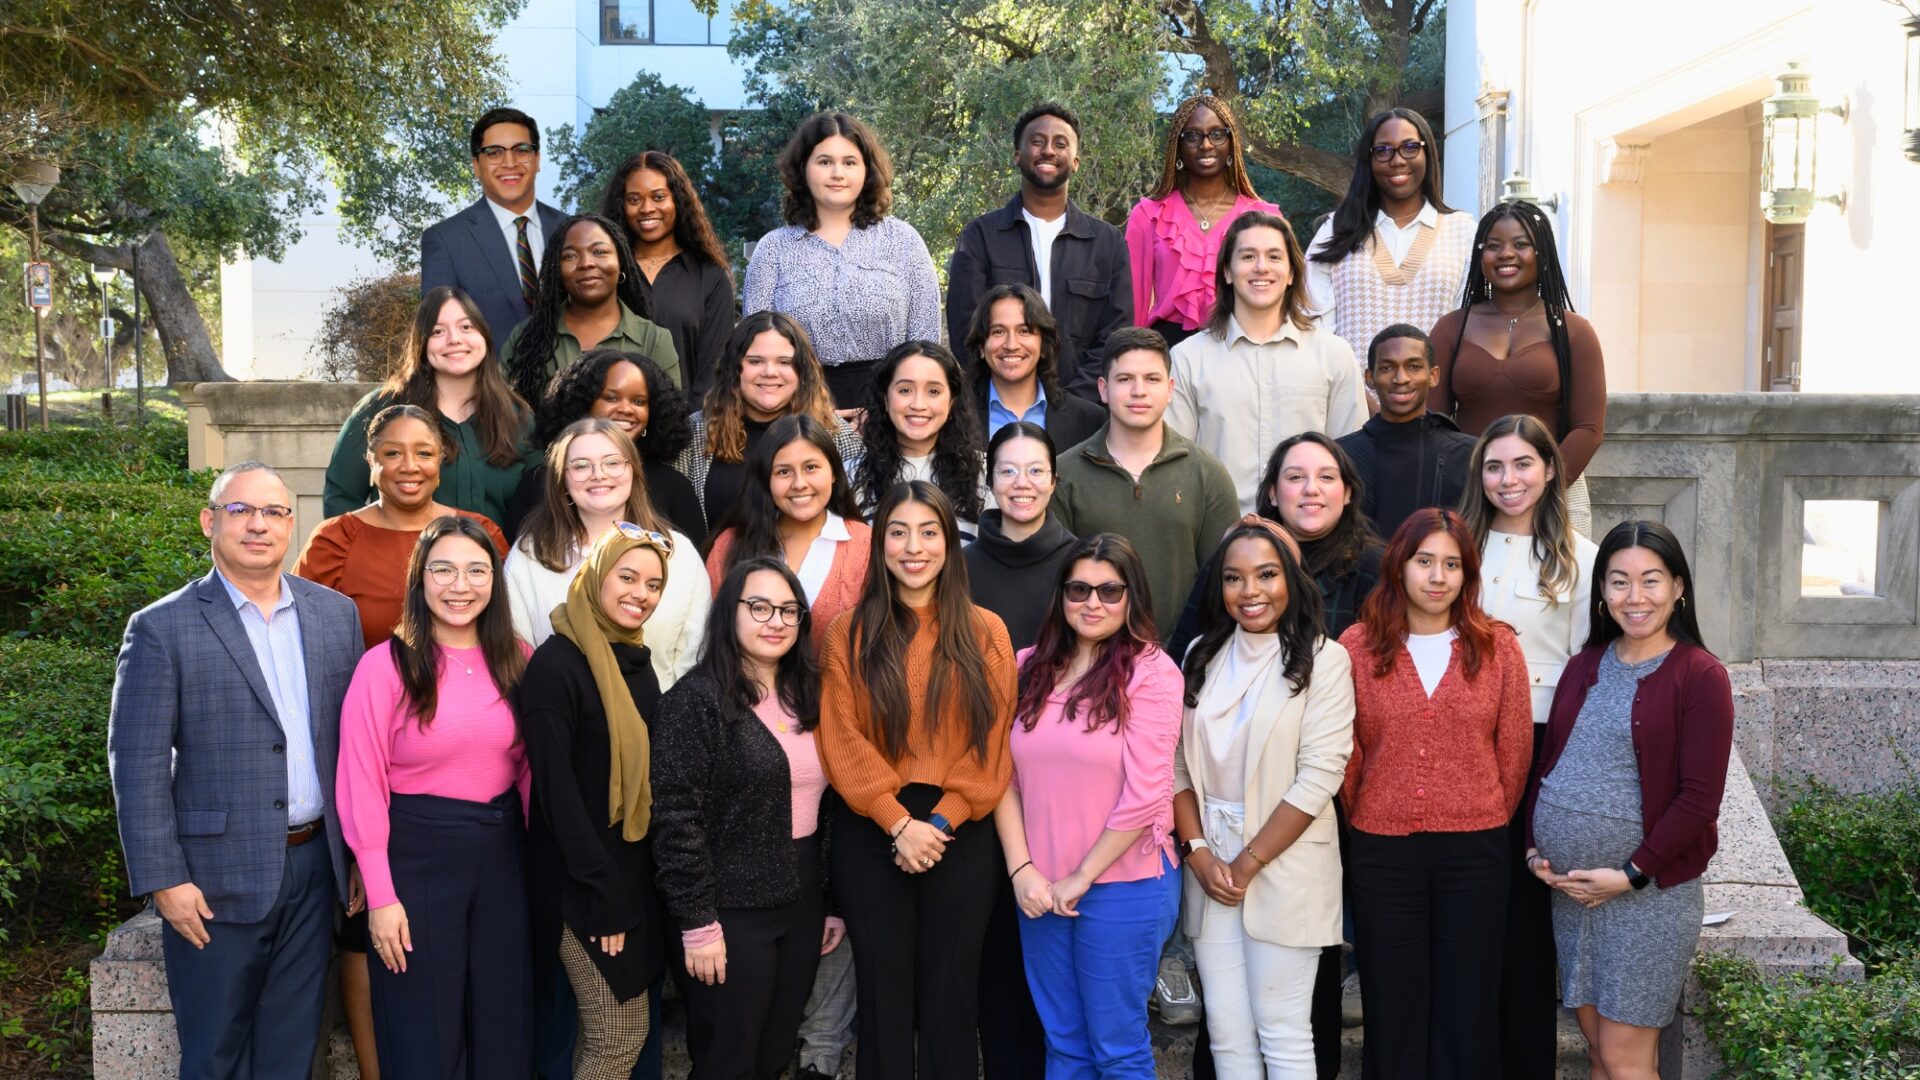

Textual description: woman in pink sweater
[337,515,533,1079]
[703,414,871,647]
[1337,508,1532,1080]
[994,533,1181,1079]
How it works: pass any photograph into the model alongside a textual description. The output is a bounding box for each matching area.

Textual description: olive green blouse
[321,390,541,528]
[501,300,682,390]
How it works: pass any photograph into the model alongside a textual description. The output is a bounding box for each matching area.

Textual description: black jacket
[971,383,1107,458]
[946,195,1133,401]
[1337,413,1479,540]
[651,673,832,932]
[518,635,665,1003]
[965,511,1079,651]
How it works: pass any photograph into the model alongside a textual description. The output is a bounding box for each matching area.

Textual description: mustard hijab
[549,524,673,842]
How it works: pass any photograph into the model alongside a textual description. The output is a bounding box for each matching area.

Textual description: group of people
[106,92,1731,1080]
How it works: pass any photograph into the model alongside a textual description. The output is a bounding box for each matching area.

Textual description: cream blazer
[1478,530,1600,723]
[1174,636,1354,948]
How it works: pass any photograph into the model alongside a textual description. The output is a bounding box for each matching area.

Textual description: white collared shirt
[214,569,326,827]
[1305,200,1440,321]
[1022,207,1069,309]
[485,198,545,277]
[793,512,853,602]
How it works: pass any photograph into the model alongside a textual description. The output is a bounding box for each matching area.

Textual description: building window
[601,0,733,46]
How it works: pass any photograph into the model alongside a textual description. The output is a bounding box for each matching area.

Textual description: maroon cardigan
[1526,641,1733,888]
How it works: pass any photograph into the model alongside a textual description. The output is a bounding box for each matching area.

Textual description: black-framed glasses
[208,501,294,522]
[476,142,537,162]
[1369,139,1427,164]
[1063,580,1128,604]
[1179,128,1233,148]
[614,521,673,554]
[425,562,494,587]
[739,598,806,626]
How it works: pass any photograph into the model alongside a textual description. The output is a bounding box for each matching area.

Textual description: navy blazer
[946,195,1134,402]
[108,571,364,924]
[421,197,568,345]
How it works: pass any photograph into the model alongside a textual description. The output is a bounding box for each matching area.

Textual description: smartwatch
[1178,837,1210,862]
[1622,860,1650,891]
[928,813,957,839]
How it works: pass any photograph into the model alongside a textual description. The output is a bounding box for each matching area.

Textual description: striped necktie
[514,215,538,308]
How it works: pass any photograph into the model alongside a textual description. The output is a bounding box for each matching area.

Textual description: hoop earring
[1176,159,1185,170]
[1596,599,1607,620]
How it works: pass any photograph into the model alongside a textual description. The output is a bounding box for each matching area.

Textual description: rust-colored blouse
[293,510,509,649]
[1428,308,1607,480]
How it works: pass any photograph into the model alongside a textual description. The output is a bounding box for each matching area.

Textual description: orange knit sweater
[817,604,1017,830]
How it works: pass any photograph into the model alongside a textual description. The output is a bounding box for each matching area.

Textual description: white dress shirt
[1305,200,1440,325]
[794,512,853,602]
[486,197,546,276]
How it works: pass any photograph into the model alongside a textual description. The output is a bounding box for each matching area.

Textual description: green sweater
[1051,422,1241,642]
[501,300,682,390]
[321,390,540,527]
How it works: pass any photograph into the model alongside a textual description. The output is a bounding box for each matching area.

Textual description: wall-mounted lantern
[1904,17,1920,163]
[1500,173,1560,212]
[1761,63,1849,224]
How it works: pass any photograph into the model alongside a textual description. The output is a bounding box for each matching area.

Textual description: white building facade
[221,0,748,379]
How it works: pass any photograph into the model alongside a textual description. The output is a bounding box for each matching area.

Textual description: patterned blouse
[742,217,942,366]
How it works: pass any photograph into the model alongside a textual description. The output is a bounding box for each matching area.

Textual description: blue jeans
[1018,864,1180,1080]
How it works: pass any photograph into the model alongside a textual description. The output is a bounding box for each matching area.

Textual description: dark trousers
[831,784,999,1080]
[681,834,827,1080]
[979,877,1048,1080]
[370,790,532,1080]
[162,822,335,1080]
[1349,827,1508,1080]
[1499,735,1559,1079]
[821,359,880,410]
[1150,319,1200,350]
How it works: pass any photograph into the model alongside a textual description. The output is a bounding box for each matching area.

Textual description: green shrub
[1695,950,1920,1078]
[0,422,191,483]
[0,504,209,649]
[0,640,126,943]
[1776,781,1920,968]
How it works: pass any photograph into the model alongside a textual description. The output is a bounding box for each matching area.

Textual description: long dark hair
[1147,94,1262,201]
[507,213,655,403]
[714,414,861,573]
[1311,108,1453,265]
[700,311,842,464]
[1356,509,1503,679]
[777,112,894,230]
[1256,432,1378,579]
[1451,201,1576,437]
[848,482,999,762]
[1458,414,1579,607]
[963,283,1066,406]
[534,348,692,466]
[1014,534,1162,733]
[1181,520,1323,706]
[854,341,985,521]
[1206,210,1314,338]
[385,286,531,467]
[391,515,526,732]
[1585,520,1707,652]
[690,556,819,726]
[597,149,733,278]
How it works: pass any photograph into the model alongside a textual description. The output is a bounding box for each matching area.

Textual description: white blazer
[1478,530,1600,723]
[1173,635,1354,948]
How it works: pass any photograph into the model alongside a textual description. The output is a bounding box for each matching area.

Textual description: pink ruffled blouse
[1125,191,1284,332]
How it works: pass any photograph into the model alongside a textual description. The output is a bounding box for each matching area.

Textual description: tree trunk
[46,228,232,383]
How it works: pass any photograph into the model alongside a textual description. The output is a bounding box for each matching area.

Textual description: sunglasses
[1063,580,1128,604]
[614,521,673,554]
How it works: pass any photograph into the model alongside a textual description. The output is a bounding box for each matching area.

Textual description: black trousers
[1348,827,1508,1080]
[978,877,1047,1080]
[680,834,827,1080]
[1499,733,1559,1079]
[162,822,335,1080]
[370,790,532,1080]
[831,784,999,1080]
[820,359,880,410]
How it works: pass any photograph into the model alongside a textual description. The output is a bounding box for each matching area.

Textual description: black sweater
[518,635,665,1003]
[965,511,1079,651]
[1336,413,1478,540]
[651,673,832,932]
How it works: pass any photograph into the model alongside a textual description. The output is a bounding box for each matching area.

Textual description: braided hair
[1451,201,1576,438]
[1147,93,1263,201]
[506,213,655,403]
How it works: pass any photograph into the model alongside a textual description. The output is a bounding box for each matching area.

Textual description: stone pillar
[89,910,178,1080]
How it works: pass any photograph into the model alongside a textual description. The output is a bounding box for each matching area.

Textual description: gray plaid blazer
[107,570,363,924]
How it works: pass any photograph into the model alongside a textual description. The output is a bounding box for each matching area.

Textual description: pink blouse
[337,643,533,909]
[752,695,828,838]
[1009,645,1183,884]
[1125,191,1284,331]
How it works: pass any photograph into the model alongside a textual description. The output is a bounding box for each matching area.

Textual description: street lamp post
[9,160,60,430]
[91,264,119,399]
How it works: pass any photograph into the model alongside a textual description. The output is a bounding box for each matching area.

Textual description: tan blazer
[1174,636,1354,948]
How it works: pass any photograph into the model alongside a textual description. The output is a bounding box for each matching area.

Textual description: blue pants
[1018,865,1179,1080]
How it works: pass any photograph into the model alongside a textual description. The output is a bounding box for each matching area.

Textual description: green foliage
[706,87,820,253]
[1694,950,1920,1078]
[548,72,718,214]
[1776,781,1920,969]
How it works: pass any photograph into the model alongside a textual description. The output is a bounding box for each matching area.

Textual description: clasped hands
[891,817,948,874]
[1527,849,1633,908]
[1183,847,1269,908]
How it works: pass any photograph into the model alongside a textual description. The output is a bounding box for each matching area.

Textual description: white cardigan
[503,528,711,690]
[1478,529,1600,723]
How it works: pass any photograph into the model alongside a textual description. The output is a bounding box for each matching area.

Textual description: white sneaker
[1151,956,1202,1025]
[1340,971,1363,1028]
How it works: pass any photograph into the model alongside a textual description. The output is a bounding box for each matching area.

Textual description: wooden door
[1762,223,1804,391]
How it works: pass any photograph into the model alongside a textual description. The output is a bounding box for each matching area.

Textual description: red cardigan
[704,521,872,649]
[1525,641,1733,889]
[1338,623,1534,835]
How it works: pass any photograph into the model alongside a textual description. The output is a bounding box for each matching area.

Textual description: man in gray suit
[421,106,569,344]
[108,461,366,1079]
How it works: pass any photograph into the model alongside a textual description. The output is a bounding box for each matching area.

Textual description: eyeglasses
[614,521,674,554]
[1179,128,1232,148]
[565,455,631,481]
[476,142,537,163]
[739,598,806,626]
[1369,139,1427,164]
[992,464,1053,485]
[208,501,294,522]
[425,562,494,587]
[1062,580,1128,604]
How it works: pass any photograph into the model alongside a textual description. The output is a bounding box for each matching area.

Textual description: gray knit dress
[1532,644,1703,1028]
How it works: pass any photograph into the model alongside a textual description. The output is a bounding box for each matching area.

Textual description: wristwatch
[928,813,957,839]
[1178,837,1209,862]
[1622,860,1650,891]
